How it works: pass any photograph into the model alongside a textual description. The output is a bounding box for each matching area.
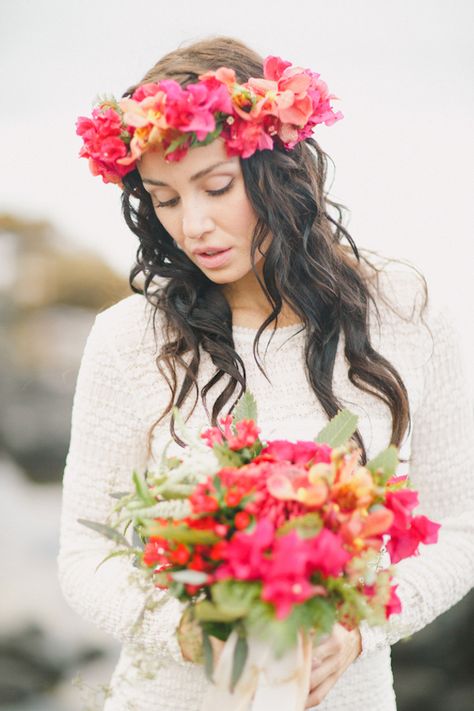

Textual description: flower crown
[76,55,343,186]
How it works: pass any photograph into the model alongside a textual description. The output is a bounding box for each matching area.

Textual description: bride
[58,34,474,710]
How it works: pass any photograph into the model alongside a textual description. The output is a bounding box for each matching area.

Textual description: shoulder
[357,249,429,325]
[354,249,455,369]
[84,292,163,368]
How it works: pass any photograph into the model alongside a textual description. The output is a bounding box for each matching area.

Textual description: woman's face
[138,138,269,286]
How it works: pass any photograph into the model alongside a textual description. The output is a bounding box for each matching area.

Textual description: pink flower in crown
[76,107,123,142]
[76,107,132,184]
[118,89,169,165]
[260,56,343,149]
[97,136,127,163]
[88,157,125,185]
[132,82,162,102]
[199,66,238,91]
[158,80,214,141]
[222,116,274,158]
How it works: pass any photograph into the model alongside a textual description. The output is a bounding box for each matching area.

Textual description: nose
[181,201,215,240]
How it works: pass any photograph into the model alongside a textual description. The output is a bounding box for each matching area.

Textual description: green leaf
[212,445,244,468]
[109,491,131,500]
[170,569,209,585]
[304,596,336,635]
[230,635,248,692]
[201,621,232,642]
[277,513,322,538]
[202,631,214,681]
[143,522,219,545]
[315,409,358,447]
[366,445,399,481]
[164,134,188,156]
[95,548,138,572]
[211,580,261,617]
[132,470,155,506]
[77,519,131,548]
[192,124,224,148]
[194,600,243,623]
[232,391,258,425]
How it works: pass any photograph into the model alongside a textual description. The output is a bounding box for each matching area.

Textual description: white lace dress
[57,263,474,711]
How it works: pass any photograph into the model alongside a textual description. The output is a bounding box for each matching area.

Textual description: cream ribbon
[201,629,313,711]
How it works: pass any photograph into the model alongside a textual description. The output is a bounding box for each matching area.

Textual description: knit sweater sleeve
[57,307,185,662]
[359,296,474,656]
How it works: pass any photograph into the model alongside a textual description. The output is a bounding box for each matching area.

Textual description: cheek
[154,209,180,241]
[228,194,258,243]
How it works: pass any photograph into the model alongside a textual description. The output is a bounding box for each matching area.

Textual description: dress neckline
[232,321,306,341]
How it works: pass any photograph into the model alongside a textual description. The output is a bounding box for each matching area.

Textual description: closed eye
[152,178,235,209]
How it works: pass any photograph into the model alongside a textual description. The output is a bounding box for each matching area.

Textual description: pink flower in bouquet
[307,528,352,577]
[385,584,402,618]
[387,514,441,564]
[261,532,327,618]
[261,439,331,467]
[227,420,261,451]
[384,489,441,564]
[385,489,419,529]
[200,415,260,450]
[215,518,274,581]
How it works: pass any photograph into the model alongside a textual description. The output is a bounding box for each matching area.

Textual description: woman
[58,36,474,710]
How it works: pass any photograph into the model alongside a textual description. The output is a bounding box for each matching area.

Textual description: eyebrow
[142,159,236,187]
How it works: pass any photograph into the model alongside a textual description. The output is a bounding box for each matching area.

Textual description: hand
[305,624,362,708]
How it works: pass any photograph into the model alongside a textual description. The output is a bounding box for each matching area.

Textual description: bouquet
[80,392,440,710]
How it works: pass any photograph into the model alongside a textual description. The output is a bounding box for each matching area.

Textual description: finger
[311,637,338,665]
[309,657,338,690]
[305,671,338,708]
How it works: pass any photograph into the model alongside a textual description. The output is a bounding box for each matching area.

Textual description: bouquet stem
[201,629,312,711]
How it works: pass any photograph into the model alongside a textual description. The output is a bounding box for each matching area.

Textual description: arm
[57,311,185,662]
[360,299,474,656]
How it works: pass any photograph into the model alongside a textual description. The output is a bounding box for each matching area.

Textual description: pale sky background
[1,0,473,383]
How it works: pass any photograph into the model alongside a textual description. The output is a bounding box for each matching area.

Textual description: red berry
[225,490,242,507]
[234,511,251,530]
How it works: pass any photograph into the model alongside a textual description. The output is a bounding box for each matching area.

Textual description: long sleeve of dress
[359,298,474,656]
[57,310,185,663]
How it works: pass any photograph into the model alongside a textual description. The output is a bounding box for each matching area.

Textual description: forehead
[138,138,238,187]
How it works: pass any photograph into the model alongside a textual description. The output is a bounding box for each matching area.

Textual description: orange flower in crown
[76,55,343,186]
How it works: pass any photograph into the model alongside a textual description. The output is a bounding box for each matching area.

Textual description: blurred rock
[0,623,103,704]
[392,590,474,711]
[0,213,130,482]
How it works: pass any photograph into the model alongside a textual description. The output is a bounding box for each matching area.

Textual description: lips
[193,247,233,269]
[193,247,229,256]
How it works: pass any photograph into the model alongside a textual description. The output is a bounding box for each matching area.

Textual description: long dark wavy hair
[120,35,424,463]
